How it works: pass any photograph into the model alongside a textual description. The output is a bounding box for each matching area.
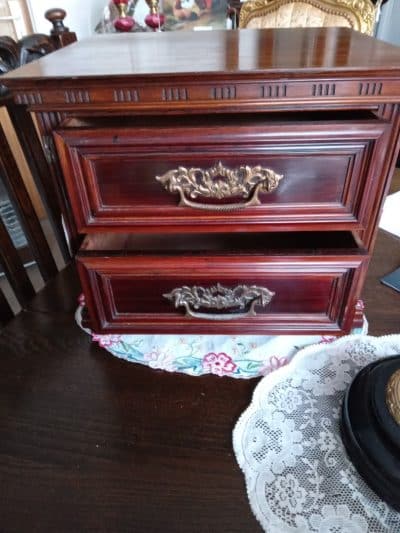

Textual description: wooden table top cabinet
[4,27,400,336]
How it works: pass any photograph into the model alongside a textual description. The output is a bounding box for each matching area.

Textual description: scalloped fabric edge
[75,299,368,379]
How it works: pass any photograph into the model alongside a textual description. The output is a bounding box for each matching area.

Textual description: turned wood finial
[45,8,69,35]
[44,8,77,48]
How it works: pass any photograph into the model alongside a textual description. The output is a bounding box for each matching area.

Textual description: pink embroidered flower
[355,299,365,311]
[92,334,121,348]
[78,293,85,307]
[319,336,336,344]
[261,355,288,376]
[202,352,237,376]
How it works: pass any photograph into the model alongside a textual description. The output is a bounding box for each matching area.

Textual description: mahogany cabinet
[3,27,400,335]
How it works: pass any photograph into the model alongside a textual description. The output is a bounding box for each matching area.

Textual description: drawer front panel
[77,254,367,335]
[85,152,350,207]
[54,117,388,232]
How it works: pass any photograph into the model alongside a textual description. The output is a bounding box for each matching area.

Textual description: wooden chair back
[239,0,382,35]
[0,9,76,325]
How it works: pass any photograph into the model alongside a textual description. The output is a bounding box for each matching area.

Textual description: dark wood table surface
[362,170,400,336]
[0,173,399,533]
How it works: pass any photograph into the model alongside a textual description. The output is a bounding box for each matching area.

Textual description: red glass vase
[145,0,165,31]
[145,12,166,31]
[113,0,135,32]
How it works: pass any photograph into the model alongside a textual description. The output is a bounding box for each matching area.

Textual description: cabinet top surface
[4,27,400,84]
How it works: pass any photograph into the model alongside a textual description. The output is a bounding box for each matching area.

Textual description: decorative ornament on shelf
[145,0,165,31]
[113,0,135,31]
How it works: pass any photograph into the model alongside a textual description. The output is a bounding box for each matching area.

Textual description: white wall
[376,0,400,46]
[27,0,107,39]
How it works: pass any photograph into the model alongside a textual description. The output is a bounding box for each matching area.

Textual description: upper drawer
[54,113,388,233]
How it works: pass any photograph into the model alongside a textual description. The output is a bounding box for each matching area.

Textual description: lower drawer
[77,233,367,335]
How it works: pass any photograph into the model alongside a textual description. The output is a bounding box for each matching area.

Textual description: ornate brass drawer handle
[386,369,400,425]
[163,283,274,320]
[156,161,283,211]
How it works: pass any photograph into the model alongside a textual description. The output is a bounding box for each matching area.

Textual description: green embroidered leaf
[174,356,200,368]
[119,343,144,359]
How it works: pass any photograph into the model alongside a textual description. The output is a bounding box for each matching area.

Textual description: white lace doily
[233,334,400,532]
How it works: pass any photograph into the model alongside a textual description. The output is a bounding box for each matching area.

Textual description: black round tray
[340,355,400,511]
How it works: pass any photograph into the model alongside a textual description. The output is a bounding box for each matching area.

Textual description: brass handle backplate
[386,368,400,425]
[156,161,283,211]
[163,282,274,320]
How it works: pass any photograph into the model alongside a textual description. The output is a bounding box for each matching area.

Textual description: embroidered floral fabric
[233,334,400,532]
[76,299,366,379]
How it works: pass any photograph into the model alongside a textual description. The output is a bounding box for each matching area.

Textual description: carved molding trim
[312,83,336,96]
[15,92,43,105]
[262,84,287,98]
[37,111,66,132]
[64,90,90,104]
[212,86,236,100]
[359,82,383,96]
[113,88,139,102]
[10,77,400,109]
[162,87,188,101]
